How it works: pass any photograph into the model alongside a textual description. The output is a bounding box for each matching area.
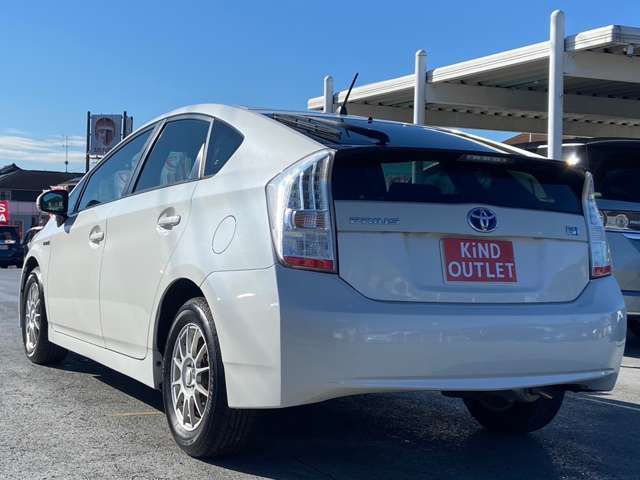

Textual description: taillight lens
[583,173,612,278]
[266,149,337,273]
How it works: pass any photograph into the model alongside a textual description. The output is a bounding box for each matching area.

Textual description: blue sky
[1,0,639,172]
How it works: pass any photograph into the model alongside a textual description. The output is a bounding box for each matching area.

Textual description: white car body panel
[46,204,109,345]
[99,181,198,359]
[20,104,626,409]
[335,201,590,303]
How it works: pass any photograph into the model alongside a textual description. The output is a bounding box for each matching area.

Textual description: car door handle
[89,230,104,243]
[157,214,181,229]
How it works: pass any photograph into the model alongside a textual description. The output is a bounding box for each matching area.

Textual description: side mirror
[37,190,68,220]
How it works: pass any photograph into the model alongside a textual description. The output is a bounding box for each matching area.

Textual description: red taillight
[583,173,612,279]
[266,150,337,273]
[592,265,612,278]
[283,256,334,272]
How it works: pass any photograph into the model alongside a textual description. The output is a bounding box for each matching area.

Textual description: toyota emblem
[467,207,497,232]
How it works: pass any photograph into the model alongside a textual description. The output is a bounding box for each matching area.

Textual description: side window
[77,130,152,212]
[66,178,85,214]
[204,119,244,177]
[134,119,209,192]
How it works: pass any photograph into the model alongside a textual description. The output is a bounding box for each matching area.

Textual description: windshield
[587,143,640,203]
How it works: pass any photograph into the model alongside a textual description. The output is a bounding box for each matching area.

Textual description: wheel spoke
[195,383,209,398]
[178,334,186,360]
[173,356,182,369]
[188,396,196,424]
[190,328,200,357]
[195,366,209,376]
[193,394,203,416]
[195,345,206,364]
[181,395,188,422]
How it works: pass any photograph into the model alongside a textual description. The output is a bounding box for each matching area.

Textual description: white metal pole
[413,50,427,125]
[323,75,334,113]
[548,10,565,160]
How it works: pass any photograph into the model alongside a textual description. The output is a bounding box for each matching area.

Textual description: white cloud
[0,133,86,169]
[2,128,29,136]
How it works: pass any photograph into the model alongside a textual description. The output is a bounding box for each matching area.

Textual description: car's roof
[145,104,543,159]
[254,108,543,157]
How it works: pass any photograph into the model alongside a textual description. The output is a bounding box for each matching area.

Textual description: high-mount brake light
[583,173,612,278]
[266,150,336,273]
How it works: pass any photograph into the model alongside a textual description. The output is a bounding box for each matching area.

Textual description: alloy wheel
[170,323,210,431]
[24,282,41,355]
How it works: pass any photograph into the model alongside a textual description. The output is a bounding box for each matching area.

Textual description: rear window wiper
[271,114,342,143]
[312,117,390,146]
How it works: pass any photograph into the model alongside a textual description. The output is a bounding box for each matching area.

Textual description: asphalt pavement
[1,267,639,480]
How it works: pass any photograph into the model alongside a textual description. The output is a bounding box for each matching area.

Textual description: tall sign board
[85,111,133,172]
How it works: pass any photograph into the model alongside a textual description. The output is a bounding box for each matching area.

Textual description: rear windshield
[0,227,18,241]
[587,143,640,203]
[332,149,584,215]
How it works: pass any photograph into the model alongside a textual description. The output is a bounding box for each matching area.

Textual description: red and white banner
[0,201,9,225]
[442,237,517,283]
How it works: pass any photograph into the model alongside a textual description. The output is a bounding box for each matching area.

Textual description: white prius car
[22,105,626,457]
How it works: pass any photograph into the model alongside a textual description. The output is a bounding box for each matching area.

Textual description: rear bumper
[278,268,626,407]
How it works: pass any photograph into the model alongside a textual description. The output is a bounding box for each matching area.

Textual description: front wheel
[464,390,564,433]
[21,267,67,364]
[162,297,254,458]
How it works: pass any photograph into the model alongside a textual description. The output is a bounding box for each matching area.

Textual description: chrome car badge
[467,207,497,233]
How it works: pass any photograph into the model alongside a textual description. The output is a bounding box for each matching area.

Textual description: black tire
[162,297,254,458]
[20,267,67,364]
[463,390,564,433]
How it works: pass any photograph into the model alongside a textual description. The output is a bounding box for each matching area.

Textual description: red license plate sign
[442,238,517,283]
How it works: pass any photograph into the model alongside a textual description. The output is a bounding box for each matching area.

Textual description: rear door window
[332,149,584,214]
[133,119,210,192]
[204,119,244,177]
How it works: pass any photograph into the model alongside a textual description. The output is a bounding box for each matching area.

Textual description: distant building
[0,164,81,236]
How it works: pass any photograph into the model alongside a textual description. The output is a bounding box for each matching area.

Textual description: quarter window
[77,130,152,212]
[134,119,210,192]
[204,119,244,177]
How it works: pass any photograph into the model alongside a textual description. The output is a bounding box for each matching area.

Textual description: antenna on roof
[339,73,359,115]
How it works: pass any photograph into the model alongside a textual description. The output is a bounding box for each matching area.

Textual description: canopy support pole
[548,10,565,160]
[413,49,427,125]
[323,75,334,113]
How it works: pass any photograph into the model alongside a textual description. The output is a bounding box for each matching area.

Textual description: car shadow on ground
[44,344,640,480]
[46,352,164,411]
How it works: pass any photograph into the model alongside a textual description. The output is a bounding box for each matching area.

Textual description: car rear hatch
[332,148,589,303]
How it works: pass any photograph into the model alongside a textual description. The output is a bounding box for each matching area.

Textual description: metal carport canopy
[308,23,640,140]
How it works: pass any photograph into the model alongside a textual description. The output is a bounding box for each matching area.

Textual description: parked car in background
[22,226,43,256]
[21,106,626,457]
[517,139,640,336]
[0,225,23,268]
